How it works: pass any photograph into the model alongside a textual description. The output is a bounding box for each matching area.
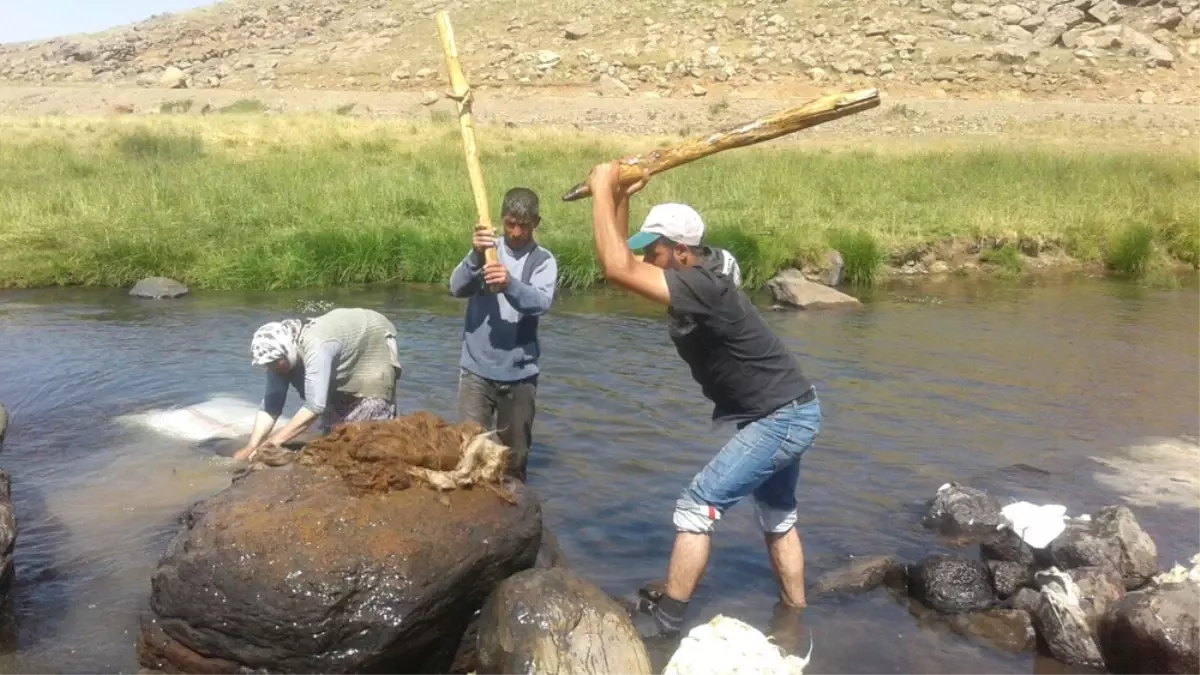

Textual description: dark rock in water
[0,402,7,449]
[980,528,1039,568]
[1032,569,1106,669]
[948,609,1037,653]
[476,567,652,674]
[924,483,1005,539]
[909,553,995,614]
[1045,506,1158,590]
[135,461,542,674]
[812,554,905,597]
[0,470,16,593]
[1099,580,1200,674]
[987,560,1032,600]
[129,276,189,299]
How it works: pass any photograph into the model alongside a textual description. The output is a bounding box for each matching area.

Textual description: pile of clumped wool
[662,615,810,675]
[1155,552,1200,585]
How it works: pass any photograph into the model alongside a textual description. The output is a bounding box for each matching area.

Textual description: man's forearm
[247,410,278,448]
[592,191,634,276]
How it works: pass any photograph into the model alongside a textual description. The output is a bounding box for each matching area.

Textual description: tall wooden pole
[436,11,500,290]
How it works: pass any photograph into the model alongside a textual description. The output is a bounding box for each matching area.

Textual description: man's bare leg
[765,527,806,607]
[664,531,712,602]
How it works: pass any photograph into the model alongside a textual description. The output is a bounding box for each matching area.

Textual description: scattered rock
[159,66,187,89]
[1033,6,1087,47]
[766,269,862,310]
[596,74,631,96]
[564,21,592,40]
[924,482,1006,539]
[136,413,543,674]
[690,83,708,96]
[1089,0,1127,24]
[476,567,653,674]
[909,554,995,615]
[421,90,439,105]
[802,249,845,287]
[1099,578,1200,674]
[129,276,189,299]
[1121,26,1176,66]
[812,555,905,596]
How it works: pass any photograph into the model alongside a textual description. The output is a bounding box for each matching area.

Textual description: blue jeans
[673,391,821,534]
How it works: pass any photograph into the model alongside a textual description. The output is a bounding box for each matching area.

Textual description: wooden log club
[561,88,881,202]
[436,11,502,291]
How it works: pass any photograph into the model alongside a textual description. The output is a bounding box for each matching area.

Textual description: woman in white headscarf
[233,307,403,461]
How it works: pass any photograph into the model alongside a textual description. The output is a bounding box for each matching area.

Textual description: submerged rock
[476,567,652,674]
[811,554,905,597]
[766,268,861,310]
[0,470,15,593]
[909,553,995,614]
[129,276,189,299]
[1099,574,1199,674]
[924,482,1006,539]
[948,609,1037,653]
[136,412,542,674]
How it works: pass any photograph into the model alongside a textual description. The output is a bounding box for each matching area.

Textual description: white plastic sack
[999,501,1068,549]
[117,395,290,443]
[663,615,810,675]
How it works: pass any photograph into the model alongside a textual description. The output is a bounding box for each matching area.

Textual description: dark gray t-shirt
[665,263,813,426]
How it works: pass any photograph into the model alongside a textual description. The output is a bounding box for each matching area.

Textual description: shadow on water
[0,274,1196,673]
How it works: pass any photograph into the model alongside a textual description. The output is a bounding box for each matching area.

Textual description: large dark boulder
[1099,580,1200,674]
[923,483,1006,539]
[908,553,995,614]
[1031,569,1106,670]
[135,429,542,674]
[476,567,652,674]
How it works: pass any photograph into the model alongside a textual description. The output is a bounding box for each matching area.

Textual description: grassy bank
[0,114,1196,292]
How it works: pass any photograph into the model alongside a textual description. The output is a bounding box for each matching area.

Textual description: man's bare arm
[588,162,671,306]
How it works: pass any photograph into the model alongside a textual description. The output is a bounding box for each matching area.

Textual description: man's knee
[753,500,798,534]
[673,494,722,534]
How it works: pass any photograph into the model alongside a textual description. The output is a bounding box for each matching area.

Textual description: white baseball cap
[626,203,705,250]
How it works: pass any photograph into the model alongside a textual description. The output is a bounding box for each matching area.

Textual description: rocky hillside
[0,0,1197,104]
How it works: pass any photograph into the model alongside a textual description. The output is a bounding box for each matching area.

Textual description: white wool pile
[999,501,1069,549]
[1154,553,1200,586]
[662,614,809,675]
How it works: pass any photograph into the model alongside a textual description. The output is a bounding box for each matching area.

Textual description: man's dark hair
[501,187,540,224]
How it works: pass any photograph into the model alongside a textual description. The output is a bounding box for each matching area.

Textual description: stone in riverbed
[766,268,861,310]
[811,554,907,597]
[1044,505,1158,590]
[948,608,1036,652]
[129,276,189,299]
[924,482,1006,539]
[1099,575,1200,674]
[476,566,653,674]
[1033,568,1106,669]
[136,412,543,674]
[908,553,995,615]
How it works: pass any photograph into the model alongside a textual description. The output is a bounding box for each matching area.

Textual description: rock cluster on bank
[811,481,1200,673]
[0,0,1194,102]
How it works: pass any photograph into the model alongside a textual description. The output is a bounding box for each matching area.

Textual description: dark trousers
[456,368,537,481]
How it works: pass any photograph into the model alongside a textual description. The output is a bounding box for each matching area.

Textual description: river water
[0,276,1196,674]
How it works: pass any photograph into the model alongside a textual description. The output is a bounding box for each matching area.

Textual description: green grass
[979,243,1026,279]
[0,115,1196,292]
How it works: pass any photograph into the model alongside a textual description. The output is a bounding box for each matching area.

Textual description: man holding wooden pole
[582,160,820,653]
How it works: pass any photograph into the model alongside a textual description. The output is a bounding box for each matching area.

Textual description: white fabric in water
[118,395,291,443]
[1000,501,1068,549]
[663,615,809,675]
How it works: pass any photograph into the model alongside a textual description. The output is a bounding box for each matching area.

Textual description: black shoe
[768,602,813,662]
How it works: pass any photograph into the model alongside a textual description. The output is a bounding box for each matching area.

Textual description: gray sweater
[448,237,557,382]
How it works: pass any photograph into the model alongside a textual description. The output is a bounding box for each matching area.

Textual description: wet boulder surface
[923,482,1006,539]
[1099,580,1200,674]
[136,413,543,674]
[908,553,995,615]
[128,276,189,299]
[476,566,653,675]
